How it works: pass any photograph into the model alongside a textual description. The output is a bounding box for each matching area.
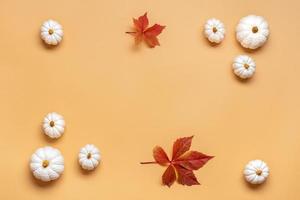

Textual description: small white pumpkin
[40,19,63,45]
[78,144,101,171]
[204,18,226,44]
[236,15,269,49]
[30,146,64,182]
[232,55,256,79]
[43,112,65,139]
[244,160,269,184]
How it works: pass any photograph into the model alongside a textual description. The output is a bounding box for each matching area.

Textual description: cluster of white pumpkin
[30,112,101,182]
[40,16,269,80]
[204,15,269,80]
[205,15,270,185]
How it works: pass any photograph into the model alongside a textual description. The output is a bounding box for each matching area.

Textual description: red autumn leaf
[162,165,176,187]
[174,165,200,186]
[126,12,166,48]
[176,151,214,170]
[172,136,193,160]
[153,146,169,165]
[141,136,214,187]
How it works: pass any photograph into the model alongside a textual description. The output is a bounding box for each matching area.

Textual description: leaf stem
[140,161,157,164]
[125,31,136,34]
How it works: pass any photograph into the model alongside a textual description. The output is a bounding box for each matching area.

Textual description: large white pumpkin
[232,55,256,79]
[78,144,101,171]
[43,112,65,139]
[244,160,269,184]
[30,146,64,182]
[40,19,63,45]
[236,15,269,49]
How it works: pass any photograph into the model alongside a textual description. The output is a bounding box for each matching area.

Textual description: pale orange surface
[1,0,300,199]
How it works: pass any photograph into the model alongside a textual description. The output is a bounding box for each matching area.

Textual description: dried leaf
[175,151,214,170]
[172,136,193,160]
[141,136,213,187]
[162,165,176,187]
[174,165,200,186]
[153,146,169,165]
[126,12,165,48]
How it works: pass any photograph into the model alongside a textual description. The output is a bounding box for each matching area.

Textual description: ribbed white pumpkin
[30,146,64,182]
[244,160,269,184]
[78,144,101,170]
[43,112,65,139]
[204,18,225,44]
[40,19,63,45]
[232,55,256,79]
[236,15,269,49]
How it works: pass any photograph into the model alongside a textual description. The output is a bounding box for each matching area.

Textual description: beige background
[1,0,300,199]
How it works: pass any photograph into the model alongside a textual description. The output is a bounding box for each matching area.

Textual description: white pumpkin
[30,146,64,182]
[40,19,63,45]
[204,18,225,44]
[78,144,101,170]
[43,112,65,139]
[232,55,256,79]
[244,160,269,184]
[236,15,269,49]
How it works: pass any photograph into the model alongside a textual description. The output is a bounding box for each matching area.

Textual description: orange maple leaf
[126,12,166,48]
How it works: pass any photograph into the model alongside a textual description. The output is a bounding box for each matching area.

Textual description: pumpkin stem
[42,160,49,168]
[212,27,218,33]
[256,169,262,176]
[50,121,55,127]
[244,63,250,69]
[87,153,92,159]
[48,29,54,35]
[252,26,258,33]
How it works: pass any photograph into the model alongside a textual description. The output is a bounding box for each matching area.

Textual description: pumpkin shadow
[28,167,63,188]
[36,31,62,50]
[202,34,223,47]
[40,39,62,50]
[241,175,269,191]
[231,68,256,83]
[235,39,267,54]
[38,125,64,144]
[76,158,100,176]
[200,28,224,47]
[43,133,63,144]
